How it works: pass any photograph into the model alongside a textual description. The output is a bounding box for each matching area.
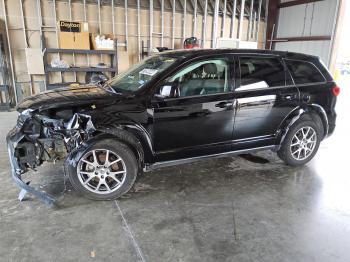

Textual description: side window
[237,56,286,91]
[167,59,230,97]
[285,59,326,84]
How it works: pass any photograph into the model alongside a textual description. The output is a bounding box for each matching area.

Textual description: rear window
[285,59,326,85]
[237,57,286,90]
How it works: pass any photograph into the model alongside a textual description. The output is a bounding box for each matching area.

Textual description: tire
[66,139,138,200]
[278,116,323,166]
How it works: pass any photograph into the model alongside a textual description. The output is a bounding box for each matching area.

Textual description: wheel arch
[65,125,154,173]
[276,104,328,149]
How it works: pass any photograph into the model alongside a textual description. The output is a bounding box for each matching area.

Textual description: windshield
[107,55,177,92]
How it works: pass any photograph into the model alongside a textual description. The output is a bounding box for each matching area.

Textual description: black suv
[7,49,339,204]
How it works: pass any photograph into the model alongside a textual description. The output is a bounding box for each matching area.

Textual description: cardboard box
[58,21,89,33]
[59,31,90,50]
[90,34,115,50]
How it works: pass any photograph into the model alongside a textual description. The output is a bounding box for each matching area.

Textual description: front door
[151,56,235,161]
[232,55,299,149]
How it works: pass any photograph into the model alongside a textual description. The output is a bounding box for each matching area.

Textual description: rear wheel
[66,139,138,200]
[278,118,323,166]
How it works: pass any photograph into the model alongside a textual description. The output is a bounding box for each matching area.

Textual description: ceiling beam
[208,0,215,13]
[271,35,332,42]
[226,1,233,15]
[188,0,195,12]
[278,0,323,8]
[177,0,184,10]
[197,0,206,13]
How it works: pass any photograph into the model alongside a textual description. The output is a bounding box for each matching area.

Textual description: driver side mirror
[155,82,180,99]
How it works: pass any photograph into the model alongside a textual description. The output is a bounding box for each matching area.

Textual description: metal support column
[183,0,187,44]
[53,0,63,83]
[230,0,237,38]
[212,0,219,48]
[172,0,175,49]
[19,0,28,48]
[36,0,43,43]
[36,0,46,91]
[247,0,254,40]
[124,0,128,51]
[111,0,115,35]
[68,0,77,81]
[221,0,227,37]
[238,0,245,40]
[202,0,208,48]
[161,0,164,46]
[97,0,103,61]
[149,0,153,54]
[1,0,18,104]
[252,11,257,39]
[83,0,90,66]
[19,0,33,96]
[97,0,101,34]
[137,0,141,60]
[255,0,262,41]
[193,0,198,36]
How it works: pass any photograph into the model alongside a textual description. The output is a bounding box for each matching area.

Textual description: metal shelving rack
[43,42,118,90]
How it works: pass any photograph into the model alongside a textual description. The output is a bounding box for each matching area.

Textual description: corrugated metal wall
[0,0,267,105]
[274,0,340,65]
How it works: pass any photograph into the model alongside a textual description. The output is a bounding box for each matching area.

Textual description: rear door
[232,55,299,149]
[151,55,235,161]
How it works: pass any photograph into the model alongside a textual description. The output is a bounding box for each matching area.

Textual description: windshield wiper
[102,83,123,94]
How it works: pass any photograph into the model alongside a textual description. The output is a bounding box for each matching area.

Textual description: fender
[65,128,151,170]
[98,123,155,163]
[276,104,329,150]
[96,126,148,166]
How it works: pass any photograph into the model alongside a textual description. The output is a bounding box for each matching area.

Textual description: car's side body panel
[151,92,236,161]
[149,53,236,161]
[229,54,299,151]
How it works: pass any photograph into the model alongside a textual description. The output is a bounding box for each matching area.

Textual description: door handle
[215,101,233,108]
[281,94,297,101]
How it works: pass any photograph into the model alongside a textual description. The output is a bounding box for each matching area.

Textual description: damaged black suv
[7,49,339,204]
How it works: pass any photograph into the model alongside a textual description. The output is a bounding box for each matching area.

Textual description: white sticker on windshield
[139,68,158,76]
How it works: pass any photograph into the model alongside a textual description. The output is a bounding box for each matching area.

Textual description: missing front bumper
[6,111,96,206]
[7,130,59,206]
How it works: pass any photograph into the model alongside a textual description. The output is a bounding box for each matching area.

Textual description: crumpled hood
[17,84,118,112]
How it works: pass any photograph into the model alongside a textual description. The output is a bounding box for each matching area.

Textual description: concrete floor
[1,78,349,262]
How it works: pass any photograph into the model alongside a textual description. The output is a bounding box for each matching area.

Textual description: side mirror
[156,83,180,99]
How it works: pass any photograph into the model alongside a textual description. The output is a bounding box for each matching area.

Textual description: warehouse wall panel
[274,0,340,67]
[0,0,266,103]
[276,0,337,38]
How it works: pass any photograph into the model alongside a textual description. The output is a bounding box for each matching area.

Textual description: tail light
[332,86,340,97]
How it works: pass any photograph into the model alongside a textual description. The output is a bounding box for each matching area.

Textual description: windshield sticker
[139,68,158,76]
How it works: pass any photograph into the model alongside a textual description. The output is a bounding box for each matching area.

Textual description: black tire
[66,139,138,200]
[277,115,323,166]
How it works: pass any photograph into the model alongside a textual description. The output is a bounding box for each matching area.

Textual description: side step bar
[144,145,277,172]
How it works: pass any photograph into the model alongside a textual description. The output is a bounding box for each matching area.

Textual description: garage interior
[0,0,349,261]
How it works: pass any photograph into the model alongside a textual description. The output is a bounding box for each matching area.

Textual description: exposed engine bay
[7,109,96,205]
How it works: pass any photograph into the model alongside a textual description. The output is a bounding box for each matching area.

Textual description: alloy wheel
[290,126,317,161]
[77,149,127,194]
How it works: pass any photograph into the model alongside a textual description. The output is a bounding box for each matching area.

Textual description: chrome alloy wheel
[290,126,317,161]
[77,149,127,194]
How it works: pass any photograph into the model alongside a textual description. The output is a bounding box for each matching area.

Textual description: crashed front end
[6,109,95,205]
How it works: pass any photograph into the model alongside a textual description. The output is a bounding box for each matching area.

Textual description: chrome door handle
[215,102,233,108]
[281,94,296,101]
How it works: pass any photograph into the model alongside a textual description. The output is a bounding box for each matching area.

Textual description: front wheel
[278,118,323,166]
[66,139,138,200]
